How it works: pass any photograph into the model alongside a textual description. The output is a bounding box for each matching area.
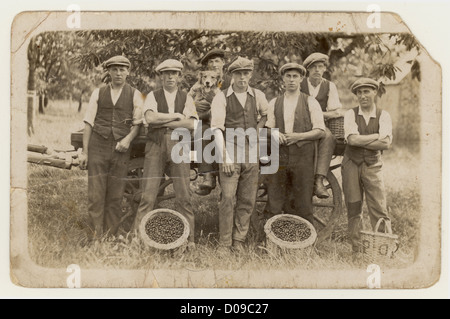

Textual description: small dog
[188,70,220,120]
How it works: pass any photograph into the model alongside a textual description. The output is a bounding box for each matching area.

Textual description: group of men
[79,48,393,255]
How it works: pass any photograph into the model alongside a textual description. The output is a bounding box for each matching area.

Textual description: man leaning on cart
[79,55,143,240]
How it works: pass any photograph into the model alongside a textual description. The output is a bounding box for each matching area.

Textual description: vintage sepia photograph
[10,10,442,290]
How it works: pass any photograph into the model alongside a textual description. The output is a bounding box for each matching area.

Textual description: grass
[26,99,422,273]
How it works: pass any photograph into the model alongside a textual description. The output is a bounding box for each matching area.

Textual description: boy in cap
[79,55,143,239]
[210,56,269,251]
[301,52,343,199]
[265,63,326,225]
[133,59,198,248]
[342,77,392,254]
[194,48,232,195]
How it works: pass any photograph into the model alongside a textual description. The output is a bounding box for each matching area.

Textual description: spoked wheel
[249,170,343,244]
[121,158,176,227]
[121,157,145,231]
[312,170,343,243]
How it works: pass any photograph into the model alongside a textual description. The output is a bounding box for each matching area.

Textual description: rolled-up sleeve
[143,91,158,115]
[265,98,276,128]
[83,88,100,127]
[327,81,342,111]
[132,89,144,124]
[307,96,325,131]
[344,108,359,141]
[379,110,393,144]
[210,91,227,131]
[183,94,199,120]
[255,89,269,117]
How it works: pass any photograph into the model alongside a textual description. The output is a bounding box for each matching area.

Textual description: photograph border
[4,3,448,297]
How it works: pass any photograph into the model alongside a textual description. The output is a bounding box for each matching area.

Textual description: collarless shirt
[344,104,393,144]
[210,85,269,131]
[143,88,198,120]
[266,92,326,133]
[83,84,143,127]
[307,78,342,111]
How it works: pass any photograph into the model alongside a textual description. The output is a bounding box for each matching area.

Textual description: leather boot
[314,174,329,199]
[195,172,216,196]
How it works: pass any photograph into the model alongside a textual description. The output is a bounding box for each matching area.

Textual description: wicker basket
[326,117,345,139]
[264,214,317,255]
[139,208,190,256]
[360,219,399,264]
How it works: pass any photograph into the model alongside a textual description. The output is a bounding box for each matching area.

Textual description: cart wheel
[249,170,343,244]
[249,174,270,243]
[312,170,343,243]
[121,158,175,225]
[121,157,145,231]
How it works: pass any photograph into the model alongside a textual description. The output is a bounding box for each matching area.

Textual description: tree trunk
[27,65,36,136]
[78,89,86,112]
[27,37,36,136]
[38,93,45,114]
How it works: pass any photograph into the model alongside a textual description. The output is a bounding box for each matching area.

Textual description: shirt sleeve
[143,91,157,115]
[378,110,393,144]
[183,94,199,120]
[326,81,342,111]
[210,91,227,131]
[255,89,269,117]
[344,108,359,141]
[83,88,100,127]
[307,96,326,131]
[265,98,276,128]
[132,89,144,124]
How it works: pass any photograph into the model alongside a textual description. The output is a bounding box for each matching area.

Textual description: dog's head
[198,70,219,92]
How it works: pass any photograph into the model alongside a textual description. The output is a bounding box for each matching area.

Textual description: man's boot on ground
[195,172,216,196]
[314,174,329,199]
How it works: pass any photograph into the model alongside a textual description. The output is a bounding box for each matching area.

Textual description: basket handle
[374,218,393,234]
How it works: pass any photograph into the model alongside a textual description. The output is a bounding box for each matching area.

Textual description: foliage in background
[28,30,421,103]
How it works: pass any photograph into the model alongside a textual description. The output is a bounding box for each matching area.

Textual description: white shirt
[266,93,326,133]
[210,85,269,131]
[143,89,198,120]
[307,78,342,111]
[234,91,248,109]
[83,84,144,127]
[344,105,393,144]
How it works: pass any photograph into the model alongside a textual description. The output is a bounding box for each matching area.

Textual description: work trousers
[217,138,261,246]
[218,161,259,246]
[266,143,315,225]
[196,120,218,175]
[133,132,195,242]
[341,155,390,252]
[316,127,336,177]
[87,131,130,238]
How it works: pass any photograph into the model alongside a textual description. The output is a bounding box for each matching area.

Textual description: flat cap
[279,62,306,76]
[199,48,226,65]
[228,56,254,73]
[104,55,131,68]
[303,52,329,69]
[350,77,379,94]
[155,59,184,73]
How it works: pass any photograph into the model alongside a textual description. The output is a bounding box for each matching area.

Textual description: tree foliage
[28,29,421,105]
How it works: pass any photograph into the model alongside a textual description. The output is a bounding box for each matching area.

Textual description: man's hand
[116,138,131,152]
[284,133,301,146]
[279,132,287,145]
[221,162,234,177]
[174,113,185,121]
[79,152,88,170]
